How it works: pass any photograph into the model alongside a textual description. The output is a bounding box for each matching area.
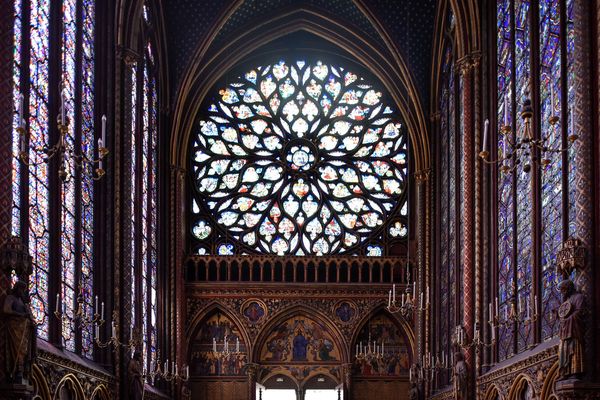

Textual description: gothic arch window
[12,0,97,357]
[495,0,576,361]
[190,58,409,256]
[127,0,159,373]
[435,9,464,386]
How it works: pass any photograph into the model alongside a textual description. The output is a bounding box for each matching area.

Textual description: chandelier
[355,334,385,362]
[479,91,577,172]
[386,267,428,319]
[16,89,108,181]
[212,335,241,360]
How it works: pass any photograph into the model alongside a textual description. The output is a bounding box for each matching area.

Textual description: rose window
[191,59,408,255]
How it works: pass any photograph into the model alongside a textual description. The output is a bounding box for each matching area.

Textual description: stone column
[246,363,260,400]
[459,54,476,394]
[415,167,428,388]
[571,0,594,381]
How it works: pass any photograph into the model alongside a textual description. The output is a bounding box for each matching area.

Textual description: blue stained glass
[515,0,533,352]
[540,0,562,340]
[566,0,576,236]
[80,0,96,358]
[61,0,77,352]
[497,0,514,361]
[28,0,52,340]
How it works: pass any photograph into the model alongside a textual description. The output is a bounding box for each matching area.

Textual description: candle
[61,89,66,125]
[164,360,168,373]
[504,93,509,126]
[213,338,217,353]
[95,325,99,339]
[570,106,575,135]
[413,282,416,297]
[95,295,98,313]
[111,321,116,338]
[185,366,190,379]
[392,284,396,303]
[482,119,489,152]
[56,293,60,314]
[388,290,391,307]
[101,114,107,145]
[550,82,555,113]
[495,297,499,319]
[535,295,538,316]
[17,93,24,123]
[175,363,178,376]
[101,302,105,320]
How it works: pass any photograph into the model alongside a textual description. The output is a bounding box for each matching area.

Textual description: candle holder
[454,323,495,354]
[386,281,429,319]
[147,357,190,383]
[479,94,577,174]
[15,92,108,182]
[212,335,242,361]
[355,333,385,362]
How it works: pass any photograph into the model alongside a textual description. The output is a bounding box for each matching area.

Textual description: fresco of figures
[354,313,410,377]
[260,316,341,363]
[190,312,248,376]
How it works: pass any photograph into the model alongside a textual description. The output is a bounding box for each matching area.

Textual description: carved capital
[557,238,587,278]
[117,46,139,66]
[414,169,431,183]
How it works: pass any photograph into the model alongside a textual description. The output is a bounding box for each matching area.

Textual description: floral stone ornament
[191,59,408,255]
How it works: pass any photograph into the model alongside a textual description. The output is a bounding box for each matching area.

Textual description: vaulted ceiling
[164,0,437,113]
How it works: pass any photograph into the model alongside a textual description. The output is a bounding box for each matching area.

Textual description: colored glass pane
[515,0,533,352]
[497,0,514,361]
[539,0,562,340]
[192,60,408,256]
[566,0,576,236]
[28,0,52,339]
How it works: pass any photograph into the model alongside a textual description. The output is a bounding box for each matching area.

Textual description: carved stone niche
[0,236,33,279]
[556,238,586,279]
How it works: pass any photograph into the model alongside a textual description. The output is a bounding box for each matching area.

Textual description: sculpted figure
[3,280,36,383]
[558,279,585,380]
[453,352,468,400]
[127,351,144,400]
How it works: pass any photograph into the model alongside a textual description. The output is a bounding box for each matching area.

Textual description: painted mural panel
[260,316,340,364]
[190,312,248,376]
[354,314,410,377]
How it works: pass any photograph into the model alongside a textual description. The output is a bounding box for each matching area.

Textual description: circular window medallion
[192,59,408,255]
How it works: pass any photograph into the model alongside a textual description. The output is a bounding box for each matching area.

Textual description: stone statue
[2,280,36,383]
[453,351,468,400]
[558,279,585,380]
[127,351,144,400]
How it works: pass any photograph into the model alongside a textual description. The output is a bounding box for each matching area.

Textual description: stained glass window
[495,0,578,359]
[128,5,160,376]
[435,9,464,384]
[190,59,408,256]
[12,0,96,356]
